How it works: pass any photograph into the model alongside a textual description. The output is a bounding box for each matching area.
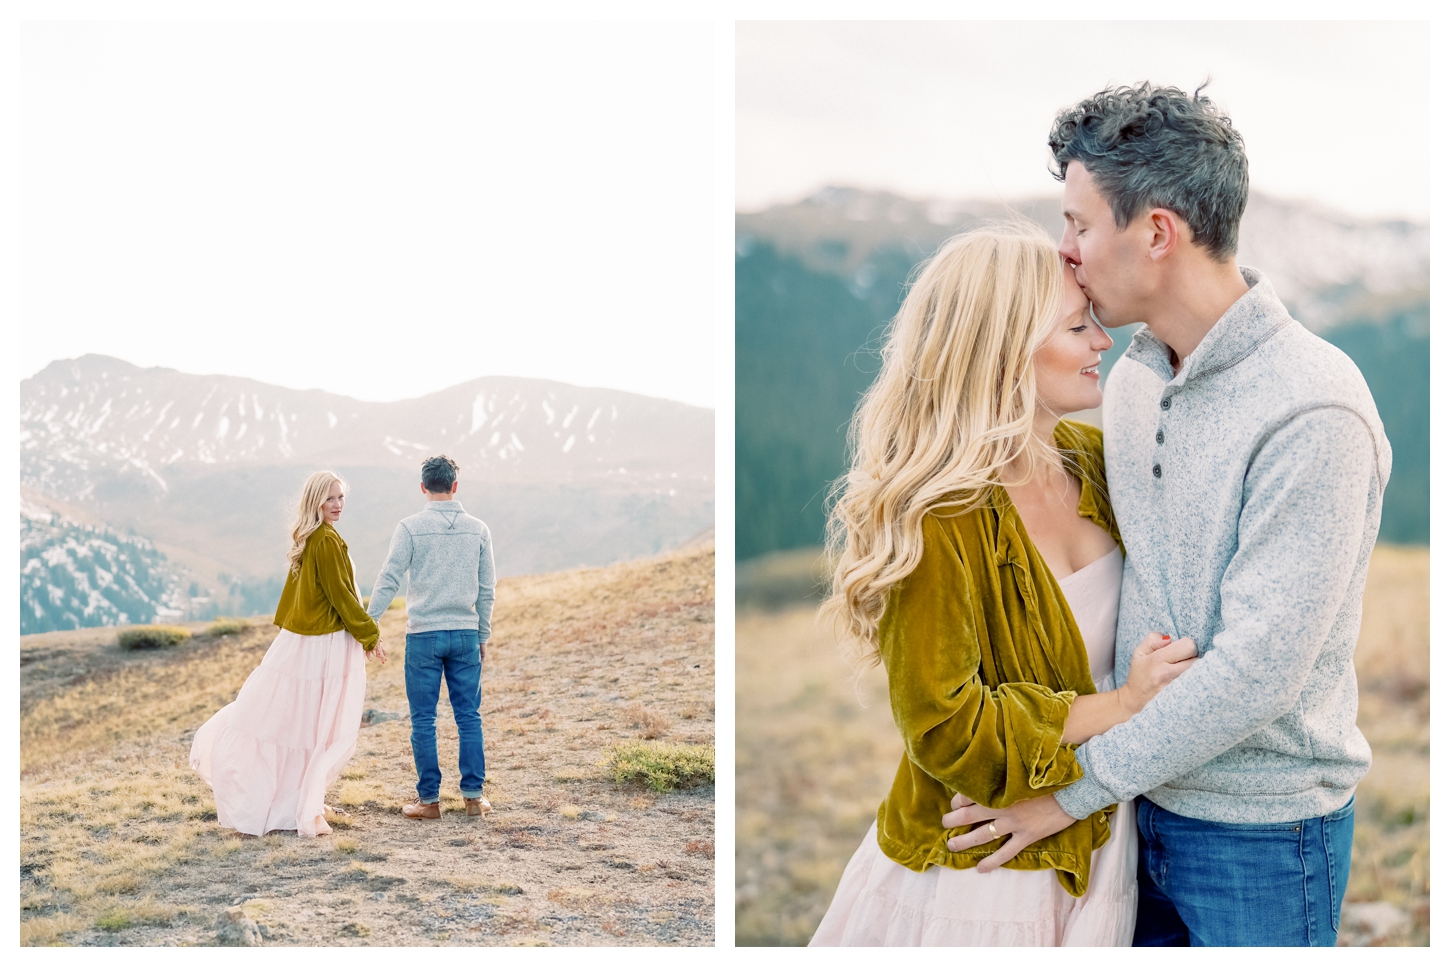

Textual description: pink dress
[810,547,1136,946]
[190,627,367,837]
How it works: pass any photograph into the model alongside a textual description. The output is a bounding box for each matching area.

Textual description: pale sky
[738,20,1432,222]
[15,20,716,407]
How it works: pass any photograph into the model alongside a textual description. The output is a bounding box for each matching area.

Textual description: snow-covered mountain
[20,497,188,634]
[22,356,712,502]
[737,187,1429,332]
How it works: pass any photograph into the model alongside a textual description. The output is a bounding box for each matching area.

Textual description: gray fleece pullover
[1054,268,1391,825]
[366,500,496,640]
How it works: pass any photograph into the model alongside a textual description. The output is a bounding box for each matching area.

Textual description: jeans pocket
[405,632,437,662]
[1323,797,1355,932]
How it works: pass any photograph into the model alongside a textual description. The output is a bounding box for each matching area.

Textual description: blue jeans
[403,629,485,803]
[1133,795,1354,946]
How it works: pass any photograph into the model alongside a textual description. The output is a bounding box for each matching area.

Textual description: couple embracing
[190,455,497,836]
[811,83,1389,947]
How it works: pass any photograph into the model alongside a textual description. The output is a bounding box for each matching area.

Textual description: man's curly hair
[1049,81,1248,261]
[421,454,460,493]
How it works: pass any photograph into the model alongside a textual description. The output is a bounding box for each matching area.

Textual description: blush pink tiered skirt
[190,628,366,837]
[808,801,1137,946]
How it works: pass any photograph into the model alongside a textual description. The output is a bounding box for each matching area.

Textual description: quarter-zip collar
[1122,267,1294,393]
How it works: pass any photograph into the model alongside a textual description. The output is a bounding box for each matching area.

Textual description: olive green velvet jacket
[875,420,1121,897]
[274,523,380,650]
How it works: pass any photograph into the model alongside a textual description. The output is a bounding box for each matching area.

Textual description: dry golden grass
[1339,546,1430,945]
[21,544,715,947]
[735,544,1429,947]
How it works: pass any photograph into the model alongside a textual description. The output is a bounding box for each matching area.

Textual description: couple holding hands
[190,455,498,838]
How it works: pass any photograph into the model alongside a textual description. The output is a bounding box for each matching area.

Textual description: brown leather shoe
[464,797,492,818]
[402,798,441,820]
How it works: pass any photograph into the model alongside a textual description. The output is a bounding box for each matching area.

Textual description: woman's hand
[1061,632,1198,744]
[941,792,1076,870]
[1120,631,1197,714]
[366,644,387,665]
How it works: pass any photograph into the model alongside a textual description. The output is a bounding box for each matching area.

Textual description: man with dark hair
[368,454,497,820]
[942,83,1390,946]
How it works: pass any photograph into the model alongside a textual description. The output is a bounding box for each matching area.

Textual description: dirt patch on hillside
[21,544,715,947]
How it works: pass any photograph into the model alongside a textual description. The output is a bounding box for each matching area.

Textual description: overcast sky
[738,20,1431,222]
[15,20,715,407]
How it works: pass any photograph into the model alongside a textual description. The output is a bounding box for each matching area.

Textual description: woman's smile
[1033,262,1113,416]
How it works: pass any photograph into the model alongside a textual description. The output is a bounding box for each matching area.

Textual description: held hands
[366,644,387,665]
[1119,631,1197,715]
[941,792,1076,869]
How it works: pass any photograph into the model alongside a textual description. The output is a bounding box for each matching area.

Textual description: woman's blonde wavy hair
[821,225,1065,669]
[286,470,348,574]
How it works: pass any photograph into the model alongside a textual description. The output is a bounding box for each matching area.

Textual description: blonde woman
[191,471,383,837]
[810,228,1198,946]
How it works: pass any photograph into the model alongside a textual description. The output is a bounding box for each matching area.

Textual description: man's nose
[1059,227,1079,260]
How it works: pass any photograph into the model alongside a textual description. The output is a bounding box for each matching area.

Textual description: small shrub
[116,625,191,650]
[334,837,359,854]
[93,900,177,932]
[95,909,133,932]
[206,618,249,637]
[603,741,714,792]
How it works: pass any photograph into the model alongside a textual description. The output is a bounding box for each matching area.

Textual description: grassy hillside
[735,243,1430,558]
[21,544,715,947]
[736,546,1428,947]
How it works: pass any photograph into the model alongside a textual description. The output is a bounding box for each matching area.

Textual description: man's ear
[1147,208,1182,262]
[451,481,459,495]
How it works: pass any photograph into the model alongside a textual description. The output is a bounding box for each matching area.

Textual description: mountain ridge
[21,357,714,629]
[735,188,1428,559]
[737,187,1430,333]
[24,355,711,495]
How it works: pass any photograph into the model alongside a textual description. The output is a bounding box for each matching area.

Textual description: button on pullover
[1054,268,1391,825]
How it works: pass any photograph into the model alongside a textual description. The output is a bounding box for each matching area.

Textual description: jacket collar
[991,422,1116,568]
[426,500,464,513]
[1122,266,1294,391]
